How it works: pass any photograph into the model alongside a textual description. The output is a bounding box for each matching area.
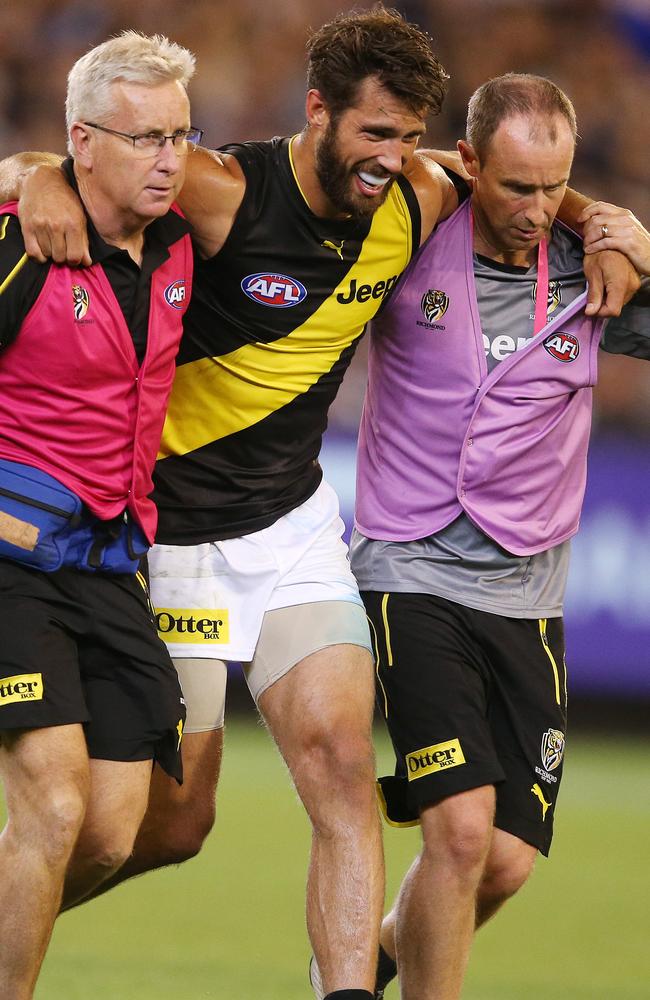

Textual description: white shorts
[174,599,372,731]
[149,479,367,662]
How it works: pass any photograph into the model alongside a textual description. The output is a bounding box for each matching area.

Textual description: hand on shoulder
[581,201,650,277]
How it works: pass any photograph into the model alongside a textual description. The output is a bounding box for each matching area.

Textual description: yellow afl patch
[155,608,229,644]
[406,738,466,781]
[0,673,43,705]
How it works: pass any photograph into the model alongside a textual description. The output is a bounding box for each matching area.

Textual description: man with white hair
[0,31,196,997]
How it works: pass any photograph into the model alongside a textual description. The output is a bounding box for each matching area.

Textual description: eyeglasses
[84,122,204,156]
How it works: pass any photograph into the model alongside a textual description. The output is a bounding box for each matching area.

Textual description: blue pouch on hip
[0,459,150,574]
[67,514,150,574]
[0,458,83,571]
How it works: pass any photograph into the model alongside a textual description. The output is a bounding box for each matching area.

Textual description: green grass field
[2,718,647,999]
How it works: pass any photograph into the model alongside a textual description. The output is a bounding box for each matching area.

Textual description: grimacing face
[314,76,426,219]
[462,113,575,260]
[78,78,190,229]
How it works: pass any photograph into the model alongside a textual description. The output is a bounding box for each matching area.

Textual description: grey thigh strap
[173,658,228,733]
[244,600,371,704]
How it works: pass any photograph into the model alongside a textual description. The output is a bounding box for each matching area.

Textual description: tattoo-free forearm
[0,152,63,203]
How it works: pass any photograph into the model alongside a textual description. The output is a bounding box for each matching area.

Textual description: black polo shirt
[0,158,191,363]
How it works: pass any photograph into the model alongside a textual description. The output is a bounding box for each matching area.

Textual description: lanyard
[533,237,549,335]
[471,209,549,335]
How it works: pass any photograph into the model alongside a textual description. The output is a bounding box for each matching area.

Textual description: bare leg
[63,727,223,905]
[0,724,89,999]
[475,827,537,925]
[259,643,382,995]
[395,786,495,1000]
[63,758,154,907]
[379,819,537,991]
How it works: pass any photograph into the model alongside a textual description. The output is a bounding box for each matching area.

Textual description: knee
[294,728,377,833]
[31,781,88,867]
[143,793,216,866]
[163,801,216,863]
[481,844,536,906]
[305,728,375,795]
[76,829,137,880]
[421,796,494,879]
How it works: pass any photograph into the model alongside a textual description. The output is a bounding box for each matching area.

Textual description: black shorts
[0,560,185,781]
[362,591,567,856]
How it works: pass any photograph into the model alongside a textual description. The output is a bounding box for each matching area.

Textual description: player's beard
[315,120,394,219]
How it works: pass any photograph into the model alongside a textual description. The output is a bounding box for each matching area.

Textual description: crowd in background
[1,0,649,433]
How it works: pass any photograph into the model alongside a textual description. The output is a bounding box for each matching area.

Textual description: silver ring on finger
[601,224,609,238]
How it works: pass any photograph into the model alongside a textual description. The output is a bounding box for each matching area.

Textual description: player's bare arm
[543,187,641,316]
[0,152,90,265]
[420,147,470,183]
[405,152,459,243]
[176,145,245,258]
[580,201,650,276]
[419,149,640,318]
[0,144,246,265]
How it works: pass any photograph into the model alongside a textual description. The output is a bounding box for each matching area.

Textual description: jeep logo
[336,275,398,305]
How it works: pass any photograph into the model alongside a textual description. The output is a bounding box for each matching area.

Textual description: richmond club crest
[532,279,562,317]
[541,728,565,772]
[72,284,89,320]
[421,289,450,324]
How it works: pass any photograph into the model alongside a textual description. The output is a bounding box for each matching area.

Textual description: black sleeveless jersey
[153,136,420,543]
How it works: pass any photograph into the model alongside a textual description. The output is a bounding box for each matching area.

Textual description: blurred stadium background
[0,0,648,996]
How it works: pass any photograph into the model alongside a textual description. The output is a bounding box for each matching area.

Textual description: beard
[314,121,395,219]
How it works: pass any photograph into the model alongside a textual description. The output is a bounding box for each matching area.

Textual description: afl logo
[72,284,89,320]
[543,332,580,363]
[164,279,187,309]
[421,289,449,324]
[241,272,307,308]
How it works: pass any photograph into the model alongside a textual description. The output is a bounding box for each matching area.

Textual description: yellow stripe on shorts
[381,593,394,666]
[539,618,561,706]
[366,613,388,718]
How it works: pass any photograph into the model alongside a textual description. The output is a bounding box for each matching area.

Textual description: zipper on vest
[0,485,76,519]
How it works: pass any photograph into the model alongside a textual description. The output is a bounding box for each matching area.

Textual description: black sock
[323,992,374,1000]
[376,944,398,991]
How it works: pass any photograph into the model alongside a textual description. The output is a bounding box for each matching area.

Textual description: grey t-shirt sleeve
[601,279,650,359]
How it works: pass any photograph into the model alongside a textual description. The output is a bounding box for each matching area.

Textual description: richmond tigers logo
[532,279,562,317]
[541,728,565,772]
[420,289,450,324]
[72,284,90,320]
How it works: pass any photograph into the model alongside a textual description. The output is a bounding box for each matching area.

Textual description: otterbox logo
[156,608,229,644]
[406,738,465,781]
[0,673,43,705]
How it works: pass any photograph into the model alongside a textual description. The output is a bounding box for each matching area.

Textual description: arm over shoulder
[0,152,63,203]
[403,151,460,244]
[0,153,89,266]
[177,146,246,259]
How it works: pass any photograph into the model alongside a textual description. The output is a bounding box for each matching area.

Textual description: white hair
[66,31,196,155]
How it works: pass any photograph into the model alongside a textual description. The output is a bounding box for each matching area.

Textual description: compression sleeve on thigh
[172,658,227,732]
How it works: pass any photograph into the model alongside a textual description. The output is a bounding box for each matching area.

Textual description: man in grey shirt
[349,74,650,1000]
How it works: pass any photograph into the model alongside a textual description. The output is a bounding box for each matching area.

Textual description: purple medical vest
[355,198,606,556]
